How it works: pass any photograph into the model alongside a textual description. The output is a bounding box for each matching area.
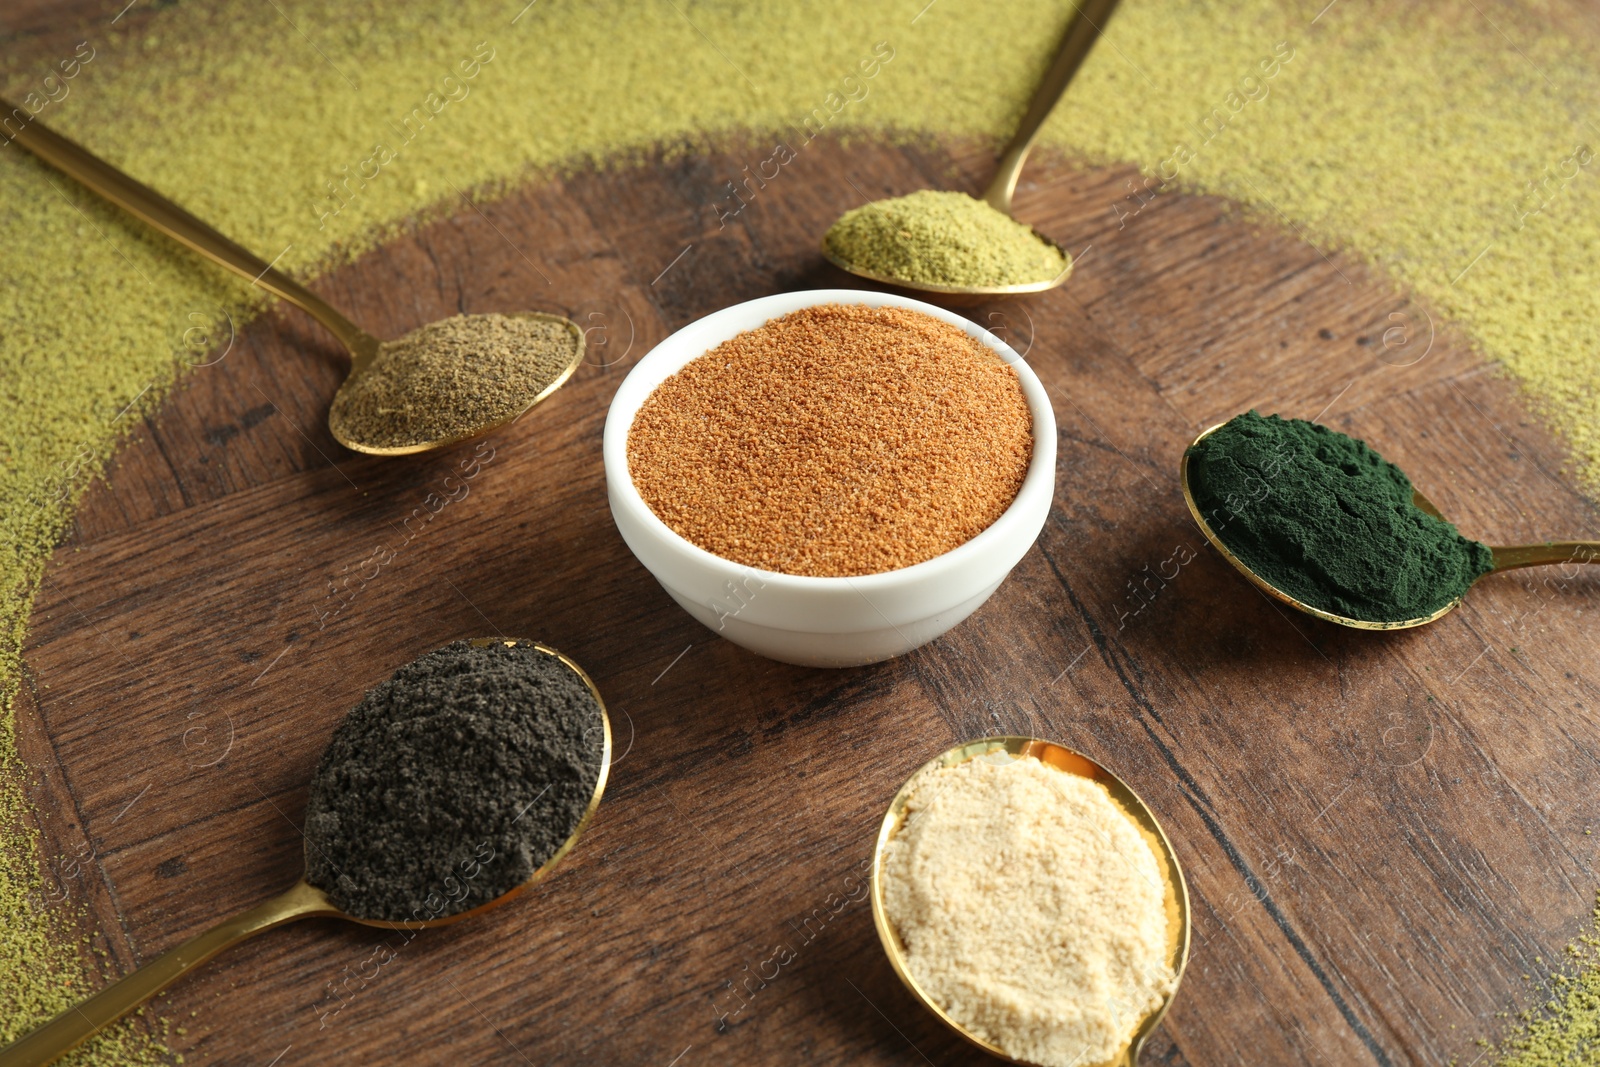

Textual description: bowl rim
[602,288,1057,593]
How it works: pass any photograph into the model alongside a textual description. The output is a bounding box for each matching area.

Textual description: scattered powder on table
[824,190,1068,287]
[626,303,1032,577]
[1186,411,1495,623]
[881,755,1176,1067]
[327,313,579,450]
[303,640,603,923]
[1491,894,1600,1066]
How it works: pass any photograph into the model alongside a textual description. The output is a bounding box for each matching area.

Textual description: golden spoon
[0,100,583,456]
[1181,421,1600,630]
[0,640,609,1067]
[871,735,1189,1067]
[821,0,1119,305]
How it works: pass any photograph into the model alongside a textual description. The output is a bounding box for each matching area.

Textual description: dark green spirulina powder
[303,640,604,922]
[1185,411,1495,623]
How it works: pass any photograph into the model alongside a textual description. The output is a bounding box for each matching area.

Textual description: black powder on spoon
[303,640,605,922]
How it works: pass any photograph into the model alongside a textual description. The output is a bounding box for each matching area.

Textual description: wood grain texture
[8,30,1600,1066]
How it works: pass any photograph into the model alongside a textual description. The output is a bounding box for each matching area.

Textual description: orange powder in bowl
[625,303,1033,578]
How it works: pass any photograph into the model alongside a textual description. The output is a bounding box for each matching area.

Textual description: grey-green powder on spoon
[327,313,580,450]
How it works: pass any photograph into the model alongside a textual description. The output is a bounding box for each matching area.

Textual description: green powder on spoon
[327,314,580,451]
[1186,411,1495,623]
[824,189,1067,287]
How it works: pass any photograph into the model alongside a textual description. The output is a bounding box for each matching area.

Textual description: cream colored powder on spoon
[881,755,1175,1066]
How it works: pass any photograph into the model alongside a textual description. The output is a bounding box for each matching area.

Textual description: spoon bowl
[820,0,1117,303]
[870,735,1189,1067]
[821,236,1074,308]
[327,312,587,457]
[1181,420,1600,630]
[0,639,609,1067]
[1,101,584,456]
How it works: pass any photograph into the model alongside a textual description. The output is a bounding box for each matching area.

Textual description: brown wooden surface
[10,11,1600,1065]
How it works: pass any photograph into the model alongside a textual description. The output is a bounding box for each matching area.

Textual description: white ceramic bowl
[603,289,1056,668]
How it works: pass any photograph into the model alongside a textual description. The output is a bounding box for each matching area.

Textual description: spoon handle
[1490,541,1600,572]
[0,100,378,363]
[0,882,334,1067]
[982,0,1121,215]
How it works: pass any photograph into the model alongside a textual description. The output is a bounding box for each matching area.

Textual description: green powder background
[2,0,1597,1062]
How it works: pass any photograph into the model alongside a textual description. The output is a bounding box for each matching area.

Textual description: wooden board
[10,21,1600,1066]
